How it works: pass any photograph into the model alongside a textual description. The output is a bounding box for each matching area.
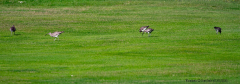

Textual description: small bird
[10,25,16,35]
[45,31,64,41]
[142,28,154,37]
[214,27,221,34]
[139,26,149,33]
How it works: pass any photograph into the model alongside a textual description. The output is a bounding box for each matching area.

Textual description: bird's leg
[142,32,144,36]
[216,30,218,34]
[148,32,150,37]
[54,38,56,41]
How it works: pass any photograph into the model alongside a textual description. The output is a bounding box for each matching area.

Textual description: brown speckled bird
[45,31,64,41]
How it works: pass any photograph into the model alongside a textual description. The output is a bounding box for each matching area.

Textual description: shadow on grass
[2,34,20,37]
[14,34,21,36]
[3,36,11,37]
[149,36,158,37]
[4,34,22,37]
[135,36,159,38]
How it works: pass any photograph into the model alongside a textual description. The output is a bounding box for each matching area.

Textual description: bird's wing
[52,32,59,36]
[10,27,16,31]
[140,26,149,31]
[141,26,149,29]
[142,28,147,31]
[53,31,64,35]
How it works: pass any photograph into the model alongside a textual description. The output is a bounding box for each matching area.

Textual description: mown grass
[0,0,240,83]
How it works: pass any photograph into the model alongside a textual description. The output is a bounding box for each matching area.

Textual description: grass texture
[0,0,240,83]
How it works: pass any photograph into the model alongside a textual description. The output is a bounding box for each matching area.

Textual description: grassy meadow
[0,0,240,83]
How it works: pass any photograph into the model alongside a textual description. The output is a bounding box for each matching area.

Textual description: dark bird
[142,28,154,37]
[45,31,64,41]
[214,27,221,34]
[10,25,16,35]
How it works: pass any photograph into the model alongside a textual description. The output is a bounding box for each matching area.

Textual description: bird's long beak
[45,34,48,36]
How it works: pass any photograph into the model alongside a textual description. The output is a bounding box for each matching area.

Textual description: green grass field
[0,0,240,83]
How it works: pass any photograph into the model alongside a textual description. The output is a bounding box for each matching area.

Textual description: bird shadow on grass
[14,34,21,36]
[54,39,63,41]
[134,36,159,38]
[2,34,21,37]
[3,36,11,37]
[148,36,158,37]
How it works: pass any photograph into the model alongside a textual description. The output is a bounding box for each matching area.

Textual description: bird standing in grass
[45,31,64,41]
[142,28,154,37]
[214,27,221,34]
[10,25,16,35]
[139,26,154,37]
[139,26,149,33]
